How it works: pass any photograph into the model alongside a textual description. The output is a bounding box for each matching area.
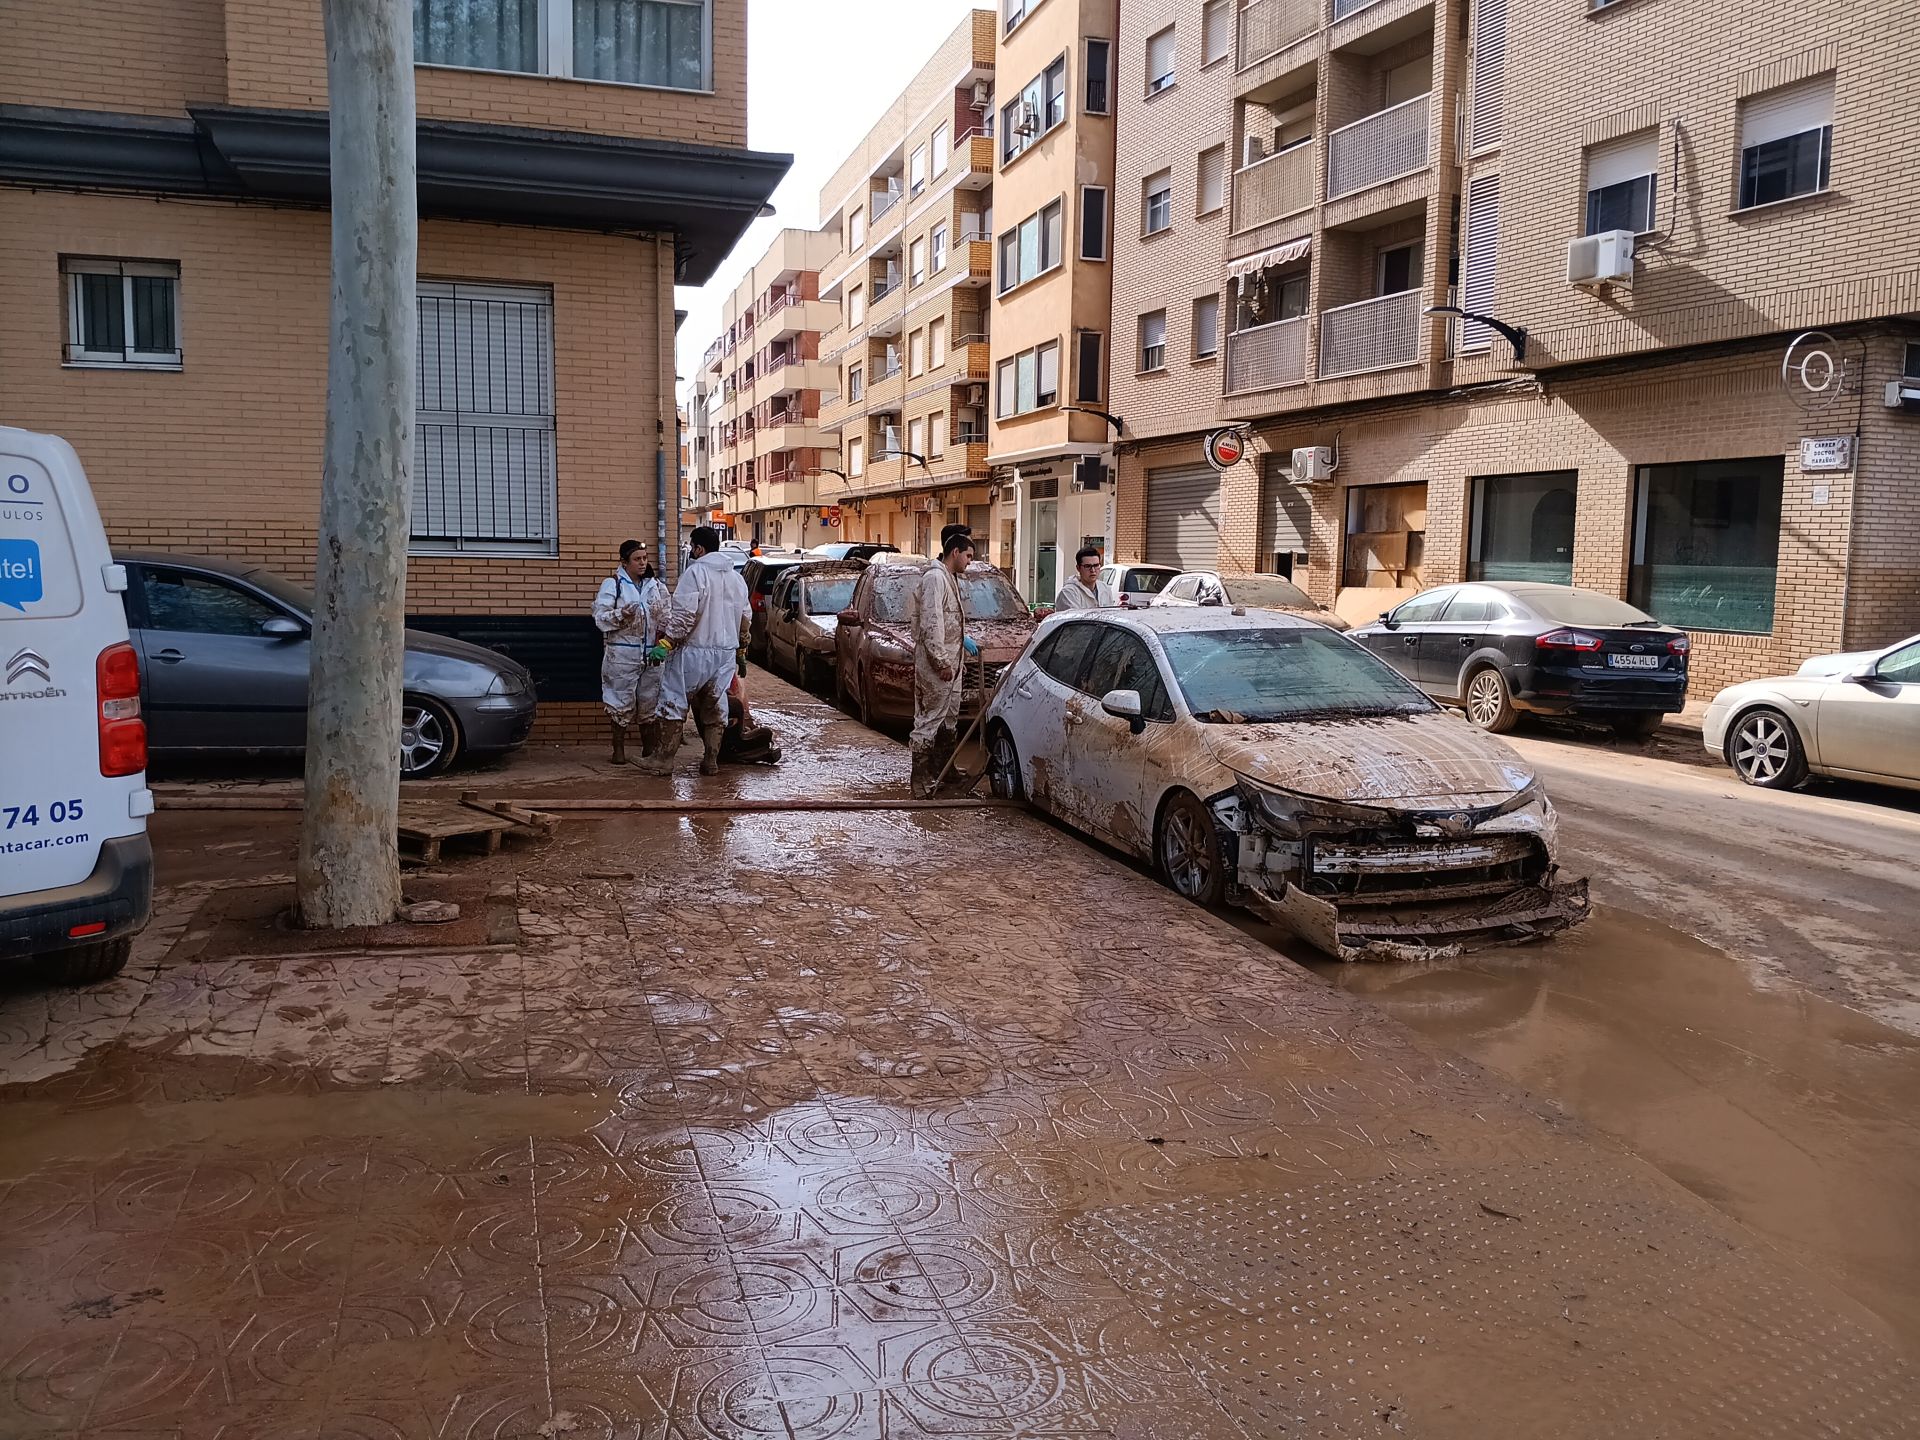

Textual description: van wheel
[400,696,461,779]
[1157,791,1226,907]
[41,937,132,986]
[1464,666,1518,734]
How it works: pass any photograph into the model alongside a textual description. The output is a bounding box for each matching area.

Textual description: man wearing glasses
[1055,546,1107,611]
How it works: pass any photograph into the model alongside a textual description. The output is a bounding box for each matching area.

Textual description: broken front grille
[1305,832,1546,902]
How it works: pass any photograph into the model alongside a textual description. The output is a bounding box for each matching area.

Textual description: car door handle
[1402,636,1419,646]
[1459,637,1474,647]
[1064,709,1084,727]
[155,649,185,664]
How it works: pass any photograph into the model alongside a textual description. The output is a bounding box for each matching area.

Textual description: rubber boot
[641,720,682,776]
[637,719,658,760]
[909,748,935,799]
[699,724,724,776]
[609,721,627,766]
[926,727,957,795]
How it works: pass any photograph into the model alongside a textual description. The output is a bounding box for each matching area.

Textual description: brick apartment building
[0,0,786,732]
[1109,0,1920,689]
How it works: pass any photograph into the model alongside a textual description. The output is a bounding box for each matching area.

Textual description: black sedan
[117,552,537,777]
[1347,582,1689,737]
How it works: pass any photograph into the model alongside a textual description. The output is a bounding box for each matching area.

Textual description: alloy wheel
[399,703,447,776]
[1467,671,1505,728]
[987,728,1022,800]
[1160,802,1215,899]
[1732,714,1791,783]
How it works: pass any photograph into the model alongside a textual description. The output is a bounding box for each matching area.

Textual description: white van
[0,427,153,984]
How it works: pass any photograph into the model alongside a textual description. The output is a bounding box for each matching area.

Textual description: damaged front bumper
[1223,781,1592,962]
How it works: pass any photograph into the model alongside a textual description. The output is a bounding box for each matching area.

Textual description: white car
[982,607,1589,960]
[1150,570,1349,630]
[1703,635,1920,791]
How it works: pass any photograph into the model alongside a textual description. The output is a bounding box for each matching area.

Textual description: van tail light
[1536,628,1604,652]
[1667,635,1691,656]
[97,642,147,777]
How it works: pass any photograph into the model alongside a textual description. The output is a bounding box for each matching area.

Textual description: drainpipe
[655,431,668,578]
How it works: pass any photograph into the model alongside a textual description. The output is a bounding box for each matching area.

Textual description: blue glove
[962,636,980,658]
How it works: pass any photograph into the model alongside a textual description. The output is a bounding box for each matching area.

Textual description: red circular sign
[1205,429,1246,471]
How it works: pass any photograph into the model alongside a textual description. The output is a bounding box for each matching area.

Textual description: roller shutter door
[1259,456,1311,562]
[1145,464,1222,571]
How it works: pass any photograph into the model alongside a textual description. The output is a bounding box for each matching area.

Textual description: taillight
[1667,635,1691,656]
[97,642,146,777]
[1537,629,1604,652]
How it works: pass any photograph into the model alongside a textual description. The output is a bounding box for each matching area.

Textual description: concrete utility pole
[296,0,418,928]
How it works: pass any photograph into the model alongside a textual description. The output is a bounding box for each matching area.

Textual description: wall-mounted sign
[1204,428,1246,471]
[1799,436,1854,472]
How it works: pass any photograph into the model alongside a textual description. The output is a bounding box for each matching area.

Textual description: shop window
[1631,458,1784,633]
[1342,482,1427,591]
[1469,471,1577,584]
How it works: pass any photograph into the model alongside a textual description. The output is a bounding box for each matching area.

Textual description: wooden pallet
[395,800,522,864]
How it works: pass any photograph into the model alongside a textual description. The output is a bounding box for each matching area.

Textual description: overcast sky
[673,1,987,401]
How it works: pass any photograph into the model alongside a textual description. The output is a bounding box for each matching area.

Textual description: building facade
[0,0,784,735]
[1110,0,1920,688]
[699,227,841,550]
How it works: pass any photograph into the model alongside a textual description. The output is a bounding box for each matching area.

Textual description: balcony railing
[1333,0,1385,18]
[1226,315,1309,393]
[872,273,901,302]
[1317,290,1421,377]
[1327,94,1430,200]
[1237,0,1317,70]
[873,359,902,381]
[871,186,904,222]
[1231,144,1314,233]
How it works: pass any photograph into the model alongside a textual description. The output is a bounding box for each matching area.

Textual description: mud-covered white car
[982,608,1589,959]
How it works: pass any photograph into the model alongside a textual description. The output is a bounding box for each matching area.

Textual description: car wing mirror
[838,609,863,626]
[1843,668,1878,684]
[1101,688,1147,735]
[260,616,305,639]
[1381,612,1400,629]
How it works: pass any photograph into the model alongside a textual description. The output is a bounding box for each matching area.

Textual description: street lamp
[1066,405,1127,438]
[1425,305,1528,363]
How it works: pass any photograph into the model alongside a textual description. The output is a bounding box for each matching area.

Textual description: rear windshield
[753,564,796,594]
[804,577,857,615]
[1160,626,1434,722]
[1123,569,1174,595]
[871,569,1029,623]
[1521,588,1659,627]
[1222,575,1316,610]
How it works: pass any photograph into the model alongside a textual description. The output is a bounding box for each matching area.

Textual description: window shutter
[1742,74,1834,147]
[1587,130,1659,190]
[1147,29,1174,82]
[1199,147,1226,212]
[1468,0,1507,153]
[1460,173,1500,353]
[1203,0,1231,64]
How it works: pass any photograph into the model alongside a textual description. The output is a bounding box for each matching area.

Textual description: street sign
[1204,428,1246,471]
[1799,436,1854,472]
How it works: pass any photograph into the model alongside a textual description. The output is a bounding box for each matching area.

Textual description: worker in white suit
[645,525,751,777]
[592,539,670,765]
[909,528,974,797]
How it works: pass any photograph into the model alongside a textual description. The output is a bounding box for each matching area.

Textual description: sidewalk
[1,672,1912,1438]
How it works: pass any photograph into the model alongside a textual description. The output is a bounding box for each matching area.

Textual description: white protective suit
[910,563,967,751]
[1054,575,1103,611]
[659,549,751,726]
[593,570,670,727]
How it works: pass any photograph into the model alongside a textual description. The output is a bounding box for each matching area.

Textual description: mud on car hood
[1203,710,1536,808]
[867,617,1035,661]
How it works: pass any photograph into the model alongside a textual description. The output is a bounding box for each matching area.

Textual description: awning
[1228,236,1312,279]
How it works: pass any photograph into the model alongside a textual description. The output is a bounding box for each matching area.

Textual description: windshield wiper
[1621,620,1665,628]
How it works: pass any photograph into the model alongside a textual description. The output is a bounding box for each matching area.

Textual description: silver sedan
[1703,635,1920,791]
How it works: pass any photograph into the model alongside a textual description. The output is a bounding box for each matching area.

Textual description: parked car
[982,608,1590,959]
[742,553,812,661]
[1,428,152,985]
[811,541,901,563]
[116,552,536,778]
[1151,571,1348,630]
[1096,562,1180,609]
[1347,581,1689,738]
[764,561,865,690]
[1703,634,1920,791]
[835,560,1038,727]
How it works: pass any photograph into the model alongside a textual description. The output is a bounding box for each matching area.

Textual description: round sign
[1204,428,1246,471]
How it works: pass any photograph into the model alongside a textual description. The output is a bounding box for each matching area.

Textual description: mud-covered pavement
[3,674,1917,1438]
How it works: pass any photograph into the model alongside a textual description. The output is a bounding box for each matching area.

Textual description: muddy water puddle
[1294,905,1920,1349]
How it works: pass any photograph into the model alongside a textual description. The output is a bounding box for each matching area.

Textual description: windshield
[240,567,317,615]
[1222,575,1316,610]
[871,568,1030,623]
[1160,626,1435,722]
[1123,569,1175,595]
[805,578,858,615]
[1521,588,1658,626]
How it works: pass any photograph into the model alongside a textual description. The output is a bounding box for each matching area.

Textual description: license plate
[1607,654,1662,669]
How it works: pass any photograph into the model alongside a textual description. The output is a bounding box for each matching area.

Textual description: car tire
[1610,711,1665,741]
[40,937,132,987]
[1156,790,1226,907]
[1727,707,1809,790]
[399,695,461,779]
[804,656,830,693]
[986,722,1025,801]
[1463,666,1518,734]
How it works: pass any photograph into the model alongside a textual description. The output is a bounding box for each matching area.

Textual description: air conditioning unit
[1886,381,1920,412]
[1073,458,1109,492]
[1242,135,1265,167]
[1292,446,1336,483]
[967,384,987,405]
[1567,229,1636,289]
[971,80,991,107]
[1015,102,1040,136]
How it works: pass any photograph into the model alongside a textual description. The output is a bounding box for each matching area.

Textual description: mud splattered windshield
[803,578,858,615]
[1161,626,1434,722]
[872,568,1029,624]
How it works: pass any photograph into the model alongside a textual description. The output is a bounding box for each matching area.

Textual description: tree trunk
[296,0,418,929]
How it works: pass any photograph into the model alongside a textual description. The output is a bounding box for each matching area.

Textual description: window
[1075,330,1103,403]
[414,0,709,91]
[909,328,926,377]
[138,569,284,636]
[1585,130,1658,234]
[1079,186,1110,261]
[849,207,865,249]
[908,147,928,199]
[1085,38,1111,114]
[1140,311,1167,371]
[1143,171,1173,235]
[1233,267,1308,329]
[996,358,1017,418]
[1631,458,1784,633]
[930,318,948,369]
[1002,55,1069,163]
[1739,74,1833,209]
[1003,0,1029,32]
[997,198,1065,292]
[1378,242,1422,294]
[997,340,1061,417]
[848,436,864,478]
[848,286,865,327]
[1876,639,1920,684]
[908,417,925,458]
[1198,146,1226,215]
[928,226,948,277]
[933,124,950,176]
[414,280,557,554]
[1202,0,1231,66]
[1146,27,1175,94]
[1193,295,1220,359]
[910,237,928,287]
[1469,472,1576,583]
[62,259,182,368]
[930,412,947,456]
[1083,629,1174,720]
[847,364,864,402]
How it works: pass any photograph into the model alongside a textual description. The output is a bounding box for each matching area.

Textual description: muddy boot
[926,727,958,794]
[699,724,724,776]
[640,720,682,776]
[909,748,935,799]
[609,721,627,766]
[637,719,659,760]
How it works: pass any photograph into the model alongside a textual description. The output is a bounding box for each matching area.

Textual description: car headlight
[1235,778,1391,838]
[486,668,530,697]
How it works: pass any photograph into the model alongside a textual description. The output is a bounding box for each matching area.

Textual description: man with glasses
[1055,547,1107,611]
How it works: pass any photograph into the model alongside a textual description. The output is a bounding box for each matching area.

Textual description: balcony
[959,240,993,287]
[1333,0,1384,18]
[1317,290,1421,378]
[766,296,837,341]
[1226,315,1309,393]
[1327,95,1430,200]
[1238,0,1317,71]
[871,185,904,224]
[1232,144,1313,234]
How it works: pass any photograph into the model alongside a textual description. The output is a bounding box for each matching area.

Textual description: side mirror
[1101,688,1147,735]
[1381,612,1400,629]
[260,616,305,639]
[838,609,863,627]
[1843,668,1877,685]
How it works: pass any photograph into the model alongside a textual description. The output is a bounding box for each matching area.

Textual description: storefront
[1004,454,1114,605]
